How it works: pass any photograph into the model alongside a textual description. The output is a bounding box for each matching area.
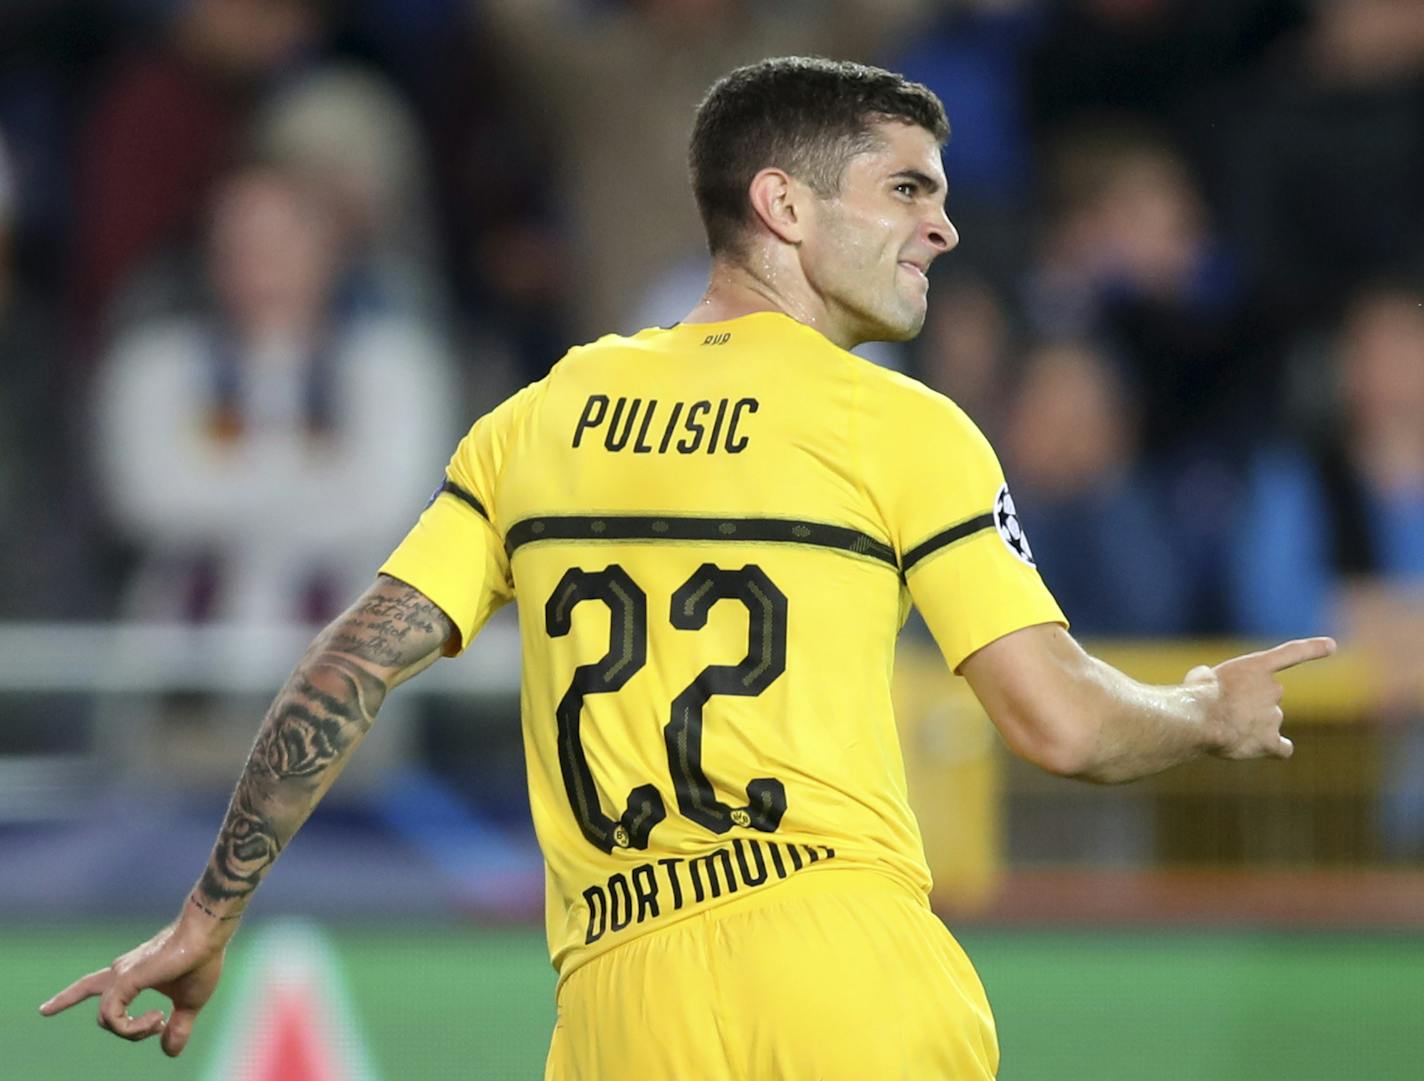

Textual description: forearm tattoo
[325,585,449,668]
[197,580,452,911]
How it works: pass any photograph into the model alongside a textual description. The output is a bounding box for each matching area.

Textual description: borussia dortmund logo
[612,825,631,848]
[994,484,1035,566]
[730,809,751,828]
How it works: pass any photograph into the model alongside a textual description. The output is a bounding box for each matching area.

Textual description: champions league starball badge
[994,484,1035,566]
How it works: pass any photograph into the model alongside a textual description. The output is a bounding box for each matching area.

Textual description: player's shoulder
[564,329,630,355]
[557,325,661,361]
[524,329,647,391]
[482,328,661,424]
[856,361,983,439]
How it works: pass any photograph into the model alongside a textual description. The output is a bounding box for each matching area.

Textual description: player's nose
[923,207,958,255]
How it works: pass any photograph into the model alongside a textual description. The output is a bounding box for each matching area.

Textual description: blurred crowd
[1,0,1423,846]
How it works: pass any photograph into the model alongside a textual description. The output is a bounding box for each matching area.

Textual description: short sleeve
[379,383,536,654]
[860,372,1066,671]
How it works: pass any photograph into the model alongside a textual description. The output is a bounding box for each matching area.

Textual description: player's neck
[683,256,855,349]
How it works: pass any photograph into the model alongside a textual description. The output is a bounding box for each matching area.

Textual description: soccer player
[41,57,1333,1078]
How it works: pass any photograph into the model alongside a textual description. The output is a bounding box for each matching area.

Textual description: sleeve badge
[994,484,1036,567]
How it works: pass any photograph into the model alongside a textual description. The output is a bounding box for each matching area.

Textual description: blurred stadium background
[3,1,1423,1078]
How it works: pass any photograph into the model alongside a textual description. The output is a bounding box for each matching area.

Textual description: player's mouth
[898,261,929,284]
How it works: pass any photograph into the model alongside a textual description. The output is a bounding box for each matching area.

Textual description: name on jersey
[572,394,759,454]
[582,837,835,944]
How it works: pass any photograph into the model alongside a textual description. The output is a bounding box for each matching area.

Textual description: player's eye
[893,182,917,198]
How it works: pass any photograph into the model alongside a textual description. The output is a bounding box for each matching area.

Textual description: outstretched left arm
[195,574,452,918]
[40,574,454,1057]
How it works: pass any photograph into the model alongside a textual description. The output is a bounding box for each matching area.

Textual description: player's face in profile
[801,121,957,344]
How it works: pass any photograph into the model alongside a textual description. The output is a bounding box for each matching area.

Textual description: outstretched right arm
[960,623,1336,783]
[39,574,453,1057]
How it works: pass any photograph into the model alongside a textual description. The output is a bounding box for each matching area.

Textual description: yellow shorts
[545,867,999,1080]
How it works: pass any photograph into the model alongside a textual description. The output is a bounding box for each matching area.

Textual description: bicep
[316,575,456,688]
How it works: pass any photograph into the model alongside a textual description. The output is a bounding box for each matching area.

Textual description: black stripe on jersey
[901,512,995,574]
[505,515,898,569]
[439,479,489,521]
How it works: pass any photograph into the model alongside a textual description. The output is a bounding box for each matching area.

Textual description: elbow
[1043,730,1134,785]
[960,624,1116,781]
[1032,731,1096,779]
[998,705,1099,779]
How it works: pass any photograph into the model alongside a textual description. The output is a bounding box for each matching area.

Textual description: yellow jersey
[380,311,1064,980]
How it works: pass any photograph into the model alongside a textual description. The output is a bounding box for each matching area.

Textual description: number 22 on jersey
[544,563,788,853]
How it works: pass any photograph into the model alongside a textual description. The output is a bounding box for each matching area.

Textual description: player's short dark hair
[689,56,950,258]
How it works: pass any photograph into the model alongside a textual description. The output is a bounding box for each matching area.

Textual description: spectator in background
[913,271,1017,443]
[1027,0,1304,140]
[1002,339,1187,637]
[1024,122,1269,630]
[0,0,125,300]
[0,125,95,764]
[0,126,78,618]
[1221,0,1424,332]
[474,0,939,342]
[1230,282,1424,858]
[411,13,570,387]
[92,162,456,628]
[248,60,531,414]
[888,0,1045,285]
[71,0,326,351]
[250,64,448,324]
[1025,123,1264,451]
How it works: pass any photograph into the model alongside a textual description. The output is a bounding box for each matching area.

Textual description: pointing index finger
[39,969,111,1016]
[1259,636,1337,673]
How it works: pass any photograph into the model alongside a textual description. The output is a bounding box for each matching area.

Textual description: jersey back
[381,312,1063,978]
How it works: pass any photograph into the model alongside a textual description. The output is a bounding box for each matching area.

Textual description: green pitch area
[7,924,1421,1080]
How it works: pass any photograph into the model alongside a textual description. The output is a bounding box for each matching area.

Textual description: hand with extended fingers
[38,905,232,1058]
[1188,637,1337,761]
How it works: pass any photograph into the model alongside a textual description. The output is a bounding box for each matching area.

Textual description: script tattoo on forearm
[197,579,452,911]
[326,586,447,668]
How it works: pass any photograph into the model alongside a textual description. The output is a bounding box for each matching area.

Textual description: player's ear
[747,168,806,245]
